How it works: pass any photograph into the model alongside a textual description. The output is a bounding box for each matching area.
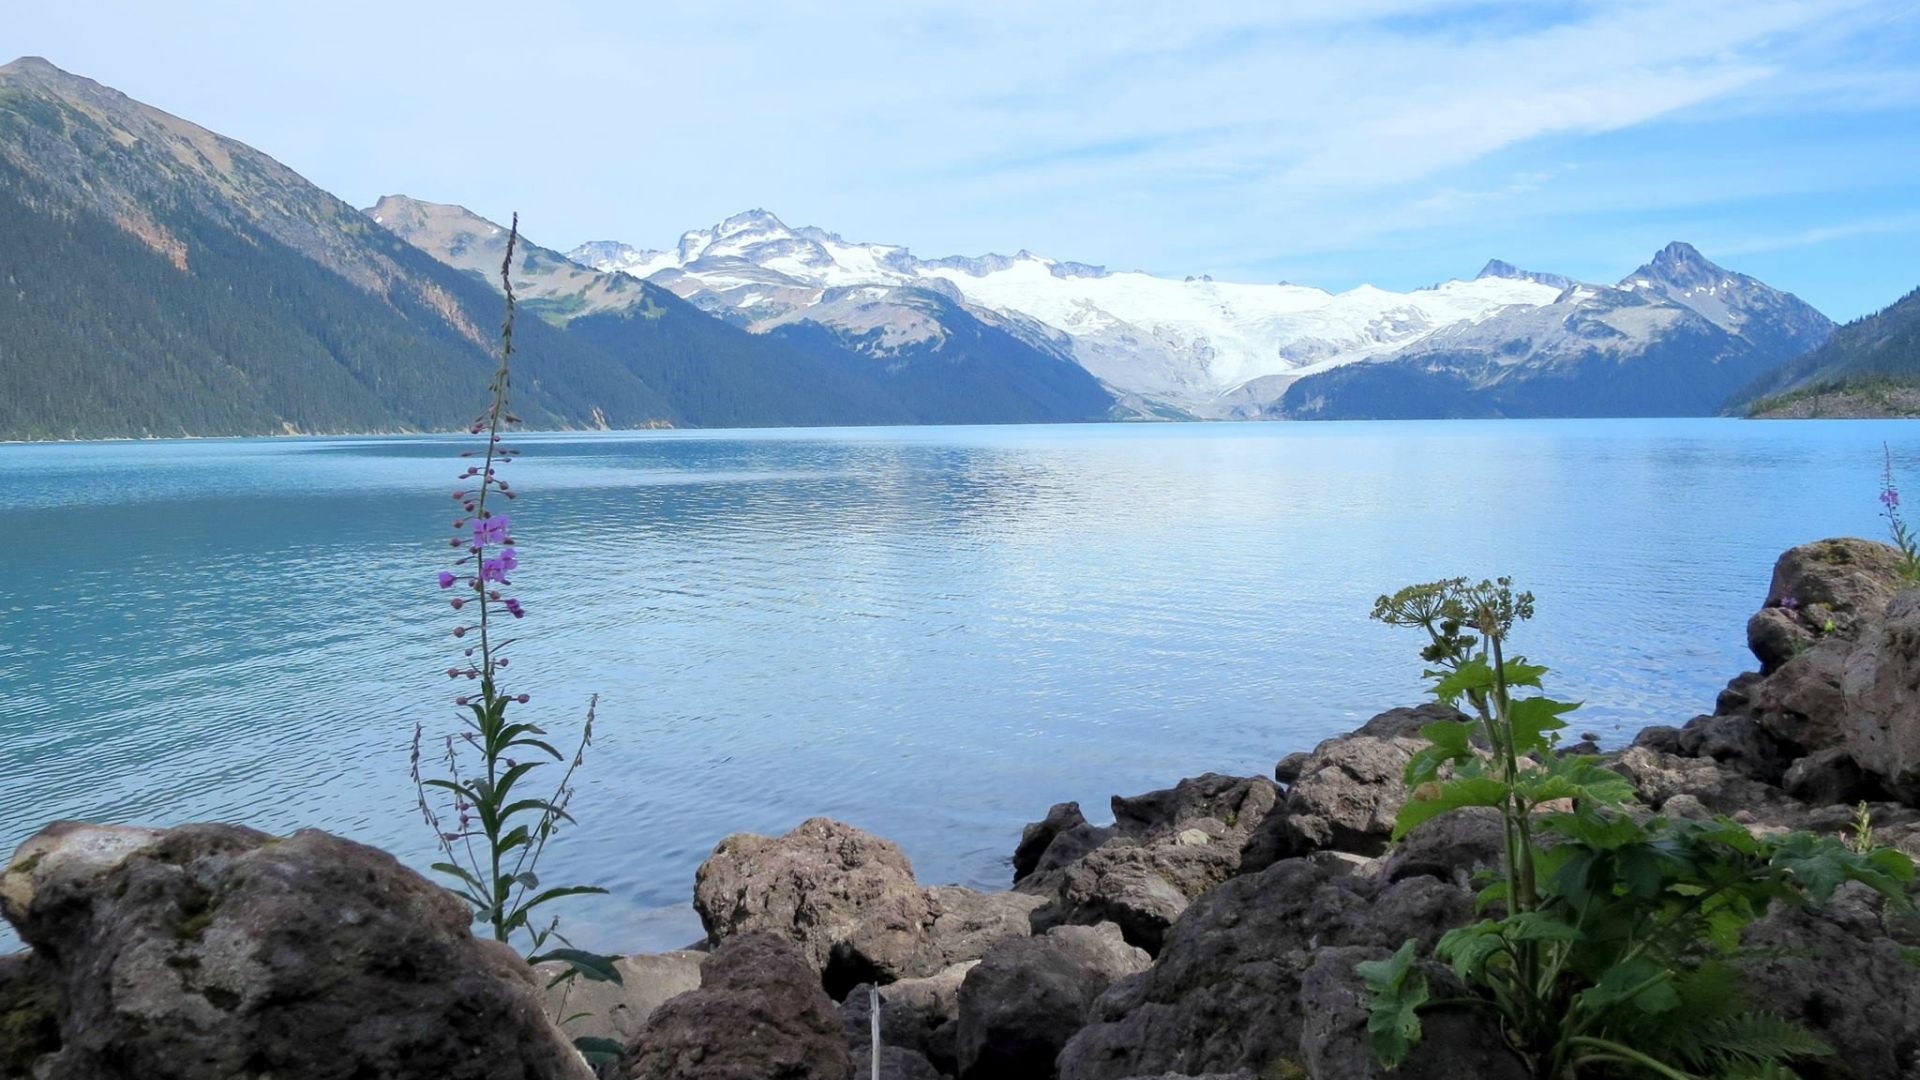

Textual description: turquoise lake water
[6,419,1918,950]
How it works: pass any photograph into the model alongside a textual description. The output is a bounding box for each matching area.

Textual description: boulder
[1749,539,1907,667]
[625,932,848,1080]
[1737,883,1920,1080]
[1378,807,1506,888]
[1109,773,1279,848]
[955,923,1150,1080]
[1839,589,1920,801]
[1016,823,1122,888]
[0,950,60,1077]
[1242,705,1467,872]
[536,951,703,1054]
[839,962,975,1074]
[1674,712,1792,783]
[1028,842,1239,954]
[2,821,589,1080]
[1608,746,1808,825]
[1013,802,1090,882]
[1297,947,1527,1080]
[925,885,1044,966]
[1781,748,1882,805]
[849,1044,944,1080]
[1742,641,1853,755]
[1056,859,1472,1080]
[694,818,941,995]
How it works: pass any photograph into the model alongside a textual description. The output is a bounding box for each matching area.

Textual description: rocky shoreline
[5,538,1920,1079]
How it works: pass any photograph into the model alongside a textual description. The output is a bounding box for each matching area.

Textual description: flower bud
[515,694,530,704]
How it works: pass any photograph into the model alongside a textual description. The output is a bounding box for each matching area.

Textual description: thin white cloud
[1715,214,1920,255]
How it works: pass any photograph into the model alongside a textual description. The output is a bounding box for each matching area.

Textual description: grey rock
[1781,748,1882,805]
[694,818,941,995]
[626,932,849,1080]
[1016,823,1122,888]
[0,950,60,1078]
[848,1045,943,1080]
[1839,589,1920,800]
[1,821,589,1080]
[1609,746,1807,825]
[1243,705,1467,873]
[1379,807,1505,889]
[1298,947,1527,1080]
[1110,773,1279,848]
[1746,641,1853,755]
[1028,842,1239,954]
[925,885,1044,966]
[1274,751,1312,786]
[1676,712,1791,783]
[956,923,1149,1080]
[1056,860,1470,1080]
[1013,802,1089,882]
[1737,883,1920,1080]
[1749,539,1906,669]
[1632,725,1684,754]
[839,962,975,1073]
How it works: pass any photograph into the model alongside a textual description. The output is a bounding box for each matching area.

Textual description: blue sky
[8,0,1919,318]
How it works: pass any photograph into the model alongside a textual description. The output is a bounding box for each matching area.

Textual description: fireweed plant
[1879,443,1920,583]
[1360,578,1914,1080]
[409,215,623,1066]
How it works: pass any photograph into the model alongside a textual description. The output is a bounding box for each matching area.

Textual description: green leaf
[1582,957,1678,1015]
[1516,755,1637,809]
[498,824,531,855]
[1500,911,1579,943]
[531,948,624,985]
[1393,776,1509,839]
[1431,659,1495,705]
[573,1036,626,1065]
[431,861,484,889]
[1500,658,1549,688]
[1435,922,1509,981]
[1405,719,1480,787]
[1356,940,1429,1069]
[1506,695,1578,754]
[1540,807,1647,850]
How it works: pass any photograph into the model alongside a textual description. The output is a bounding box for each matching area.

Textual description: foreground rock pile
[5,537,1919,1079]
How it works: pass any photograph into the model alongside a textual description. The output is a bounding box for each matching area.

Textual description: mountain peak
[1632,241,1726,289]
[715,208,791,237]
[0,55,59,74]
[1475,259,1574,290]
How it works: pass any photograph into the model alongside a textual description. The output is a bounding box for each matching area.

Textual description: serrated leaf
[1506,695,1578,754]
[1356,940,1428,1068]
[1393,776,1509,839]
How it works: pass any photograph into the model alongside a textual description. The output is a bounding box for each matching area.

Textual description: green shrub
[1362,578,1915,1079]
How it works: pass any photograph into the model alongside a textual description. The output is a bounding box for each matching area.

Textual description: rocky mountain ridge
[574,213,1833,419]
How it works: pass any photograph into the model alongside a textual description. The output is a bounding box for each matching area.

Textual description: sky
[7,0,1919,319]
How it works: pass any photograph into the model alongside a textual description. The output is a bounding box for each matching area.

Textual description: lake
[5,419,1915,950]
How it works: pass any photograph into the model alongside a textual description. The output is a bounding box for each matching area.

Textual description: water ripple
[5,419,1918,952]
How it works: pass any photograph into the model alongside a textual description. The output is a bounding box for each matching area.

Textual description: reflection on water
[5,419,1915,950]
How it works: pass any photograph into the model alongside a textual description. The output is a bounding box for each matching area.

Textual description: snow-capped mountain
[1277,244,1833,419]
[569,212,1564,416]
[569,213,1830,420]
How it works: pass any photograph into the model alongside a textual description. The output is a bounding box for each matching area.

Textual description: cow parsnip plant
[1361,578,1915,1080]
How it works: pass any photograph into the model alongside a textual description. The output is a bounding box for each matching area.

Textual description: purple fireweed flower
[472,515,511,547]
[438,571,457,589]
[1779,595,1799,610]
[480,546,520,583]
[504,598,525,618]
